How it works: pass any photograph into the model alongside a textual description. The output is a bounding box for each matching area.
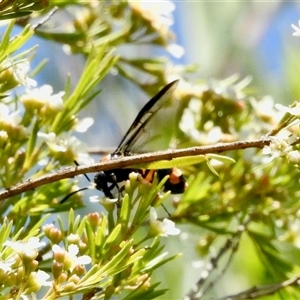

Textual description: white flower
[0,103,28,140]
[29,270,52,287]
[129,0,175,30]
[275,102,300,117]
[90,195,118,212]
[37,131,56,143]
[206,126,222,144]
[180,99,222,144]
[43,132,93,165]
[21,85,64,114]
[166,43,185,59]
[263,136,293,160]
[250,95,279,121]
[52,244,91,272]
[0,103,22,125]
[0,257,15,272]
[291,21,300,36]
[4,237,46,254]
[1,59,37,89]
[90,195,118,203]
[75,117,94,133]
[0,104,28,141]
[149,207,180,237]
[180,98,202,142]
[13,61,37,88]
[287,150,300,164]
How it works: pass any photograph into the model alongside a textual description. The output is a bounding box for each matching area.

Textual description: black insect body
[94,80,186,199]
[157,168,186,194]
[94,157,137,199]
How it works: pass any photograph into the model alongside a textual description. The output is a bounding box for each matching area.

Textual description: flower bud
[72,264,85,277]
[63,281,76,292]
[67,234,80,245]
[43,224,55,237]
[53,247,65,264]
[0,68,19,91]
[68,274,80,284]
[78,240,88,254]
[26,260,39,274]
[52,262,64,281]
[0,268,9,284]
[21,93,45,111]
[58,272,68,284]
[87,212,100,228]
[105,285,116,298]
[22,249,38,264]
[49,228,63,244]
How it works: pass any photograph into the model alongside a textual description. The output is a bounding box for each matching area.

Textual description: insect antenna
[74,160,91,182]
[60,186,89,204]
[60,160,91,204]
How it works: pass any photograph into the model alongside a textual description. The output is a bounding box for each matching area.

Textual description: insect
[93,79,186,199]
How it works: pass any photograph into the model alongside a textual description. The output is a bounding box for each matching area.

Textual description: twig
[0,138,270,201]
[217,275,300,300]
[184,221,248,300]
[31,6,58,31]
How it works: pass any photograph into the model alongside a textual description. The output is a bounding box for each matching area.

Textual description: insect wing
[114,80,179,155]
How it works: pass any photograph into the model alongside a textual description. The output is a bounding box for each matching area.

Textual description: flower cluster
[1,237,51,298]
[0,103,27,143]
[0,60,36,92]
[21,85,64,119]
[263,102,300,165]
[0,233,95,299]
[51,244,91,291]
[148,207,180,237]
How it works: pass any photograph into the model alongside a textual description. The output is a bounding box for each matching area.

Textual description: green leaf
[133,155,206,170]
[85,222,96,262]
[205,158,220,176]
[0,24,33,62]
[66,208,75,236]
[0,218,13,252]
[124,282,167,300]
[97,241,140,276]
[95,214,108,258]
[23,118,40,170]
[80,240,141,287]
[119,193,130,229]
[27,214,50,238]
[0,11,32,20]
[248,230,293,280]
[102,223,122,253]
[77,215,87,236]
[50,47,118,133]
[0,20,15,56]
[206,153,236,164]
[204,154,235,176]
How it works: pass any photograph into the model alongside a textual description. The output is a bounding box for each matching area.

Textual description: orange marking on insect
[101,154,111,162]
[169,168,183,184]
[140,169,155,182]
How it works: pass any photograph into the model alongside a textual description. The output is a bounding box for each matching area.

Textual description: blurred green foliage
[1,1,300,300]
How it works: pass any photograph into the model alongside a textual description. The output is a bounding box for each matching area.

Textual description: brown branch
[0,138,270,201]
